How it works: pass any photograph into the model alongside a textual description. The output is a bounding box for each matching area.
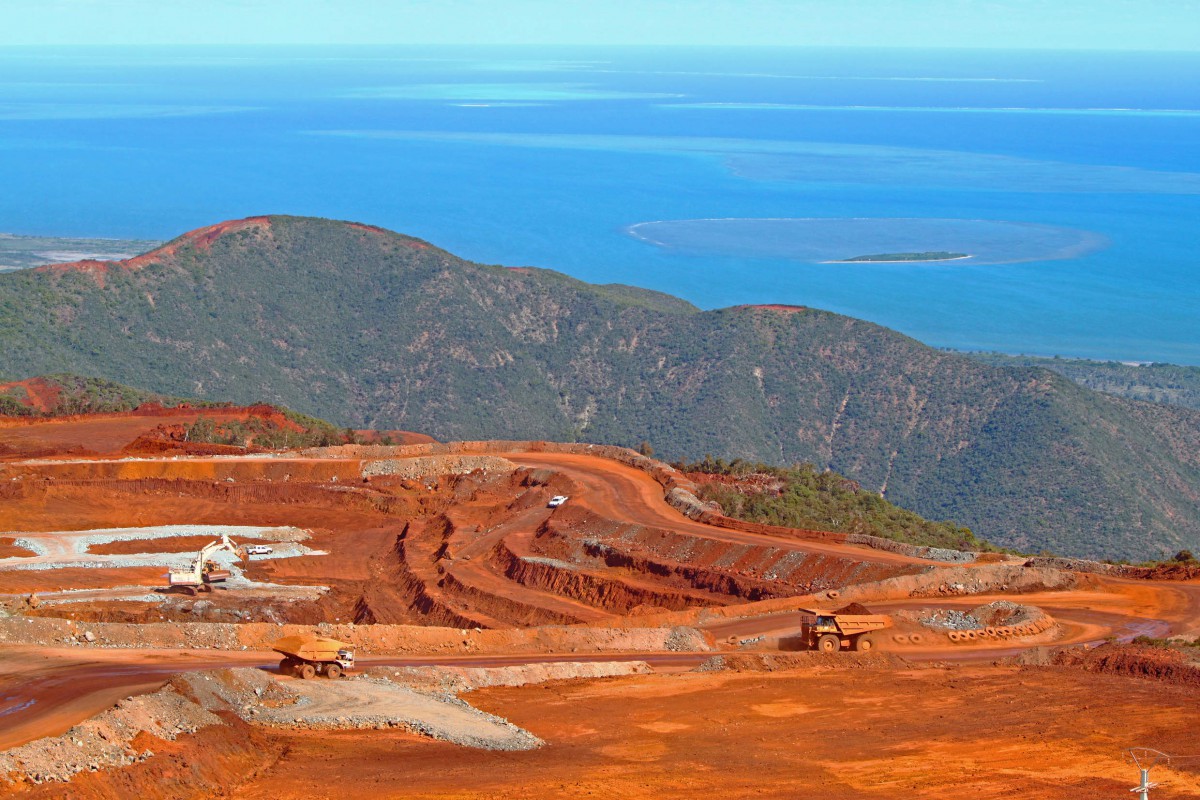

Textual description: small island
[834,251,971,263]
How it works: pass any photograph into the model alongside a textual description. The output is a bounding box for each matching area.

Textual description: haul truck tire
[817,634,841,653]
[297,663,316,680]
[325,663,343,679]
[853,634,875,652]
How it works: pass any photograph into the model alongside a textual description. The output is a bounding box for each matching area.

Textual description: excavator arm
[168,533,247,589]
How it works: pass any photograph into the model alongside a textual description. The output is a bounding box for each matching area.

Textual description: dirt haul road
[0,646,709,751]
[506,452,932,567]
[9,567,1195,752]
[704,578,1200,655]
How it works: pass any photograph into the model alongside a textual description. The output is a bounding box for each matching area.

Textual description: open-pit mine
[1,407,1198,798]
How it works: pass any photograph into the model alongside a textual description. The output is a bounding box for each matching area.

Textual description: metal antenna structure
[1127,748,1170,799]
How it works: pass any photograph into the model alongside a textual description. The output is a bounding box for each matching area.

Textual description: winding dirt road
[508,452,933,567]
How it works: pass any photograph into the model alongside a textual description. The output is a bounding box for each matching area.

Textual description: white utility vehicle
[548,495,569,508]
[245,544,274,555]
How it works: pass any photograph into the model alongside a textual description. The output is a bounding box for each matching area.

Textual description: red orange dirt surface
[226,666,1200,800]
[30,217,272,286]
[2,420,1199,798]
[0,407,267,457]
[0,539,35,559]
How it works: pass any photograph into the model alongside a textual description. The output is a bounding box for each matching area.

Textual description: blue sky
[2,0,1197,49]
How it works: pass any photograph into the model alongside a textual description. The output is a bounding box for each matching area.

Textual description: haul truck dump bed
[792,606,891,653]
[272,635,355,679]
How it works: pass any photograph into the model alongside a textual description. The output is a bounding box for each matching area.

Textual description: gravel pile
[171,667,297,716]
[664,626,707,651]
[252,674,543,751]
[0,664,545,789]
[920,609,983,630]
[361,456,515,480]
[365,660,653,694]
[0,686,221,785]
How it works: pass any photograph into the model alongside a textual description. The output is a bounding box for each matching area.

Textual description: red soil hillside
[0,375,435,458]
[0,377,63,413]
[28,215,434,287]
[32,217,272,284]
[0,406,283,457]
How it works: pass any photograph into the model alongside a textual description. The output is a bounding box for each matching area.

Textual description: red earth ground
[1,411,1198,797]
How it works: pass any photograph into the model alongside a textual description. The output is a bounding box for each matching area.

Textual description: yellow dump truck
[272,635,355,679]
[793,607,891,653]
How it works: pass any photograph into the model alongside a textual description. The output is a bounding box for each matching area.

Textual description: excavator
[166,533,248,595]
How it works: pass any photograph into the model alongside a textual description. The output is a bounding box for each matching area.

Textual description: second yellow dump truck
[793,606,891,653]
[272,635,355,679]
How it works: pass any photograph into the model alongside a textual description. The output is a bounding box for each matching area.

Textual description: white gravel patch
[41,591,167,605]
[11,537,49,556]
[0,525,321,574]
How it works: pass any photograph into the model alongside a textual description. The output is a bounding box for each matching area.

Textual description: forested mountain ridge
[964,352,1200,410]
[1,215,1198,559]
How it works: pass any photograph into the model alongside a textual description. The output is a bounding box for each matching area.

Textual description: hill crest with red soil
[0,375,432,458]
[2,215,1199,560]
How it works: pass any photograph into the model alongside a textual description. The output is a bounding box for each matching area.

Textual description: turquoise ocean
[1,46,1198,363]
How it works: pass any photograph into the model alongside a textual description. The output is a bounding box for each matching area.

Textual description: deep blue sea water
[1,46,1198,363]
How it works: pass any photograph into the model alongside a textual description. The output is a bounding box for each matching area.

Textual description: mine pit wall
[832,563,1079,606]
[382,522,493,629]
[0,476,417,521]
[438,569,585,627]
[541,506,922,600]
[491,537,723,614]
[0,616,710,655]
[0,457,364,483]
[372,556,486,630]
[6,438,975,564]
[1021,556,1195,581]
[301,441,981,564]
[362,454,516,480]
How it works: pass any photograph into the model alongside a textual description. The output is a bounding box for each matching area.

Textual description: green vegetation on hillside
[678,456,998,552]
[1,215,1197,560]
[0,374,213,417]
[0,372,355,450]
[0,394,33,416]
[184,414,348,449]
[963,352,1200,410]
